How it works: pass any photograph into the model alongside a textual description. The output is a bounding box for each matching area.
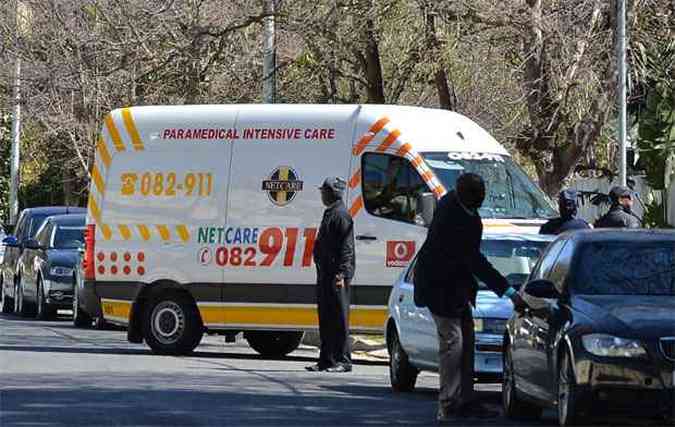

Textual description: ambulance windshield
[422,152,556,219]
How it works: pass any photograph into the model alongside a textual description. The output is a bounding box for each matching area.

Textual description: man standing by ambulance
[306,177,355,373]
[414,173,528,422]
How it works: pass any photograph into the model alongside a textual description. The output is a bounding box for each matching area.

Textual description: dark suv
[0,206,85,315]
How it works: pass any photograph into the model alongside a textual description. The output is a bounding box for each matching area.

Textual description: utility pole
[617,0,627,187]
[9,0,25,225]
[262,0,276,103]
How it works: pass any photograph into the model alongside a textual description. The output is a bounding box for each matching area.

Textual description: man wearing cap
[306,177,355,373]
[594,185,641,229]
[414,173,528,421]
[539,189,591,235]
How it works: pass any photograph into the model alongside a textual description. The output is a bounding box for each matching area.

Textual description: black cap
[609,185,632,200]
[319,177,347,196]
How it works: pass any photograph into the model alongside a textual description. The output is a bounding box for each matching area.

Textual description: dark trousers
[316,274,351,368]
[432,306,475,410]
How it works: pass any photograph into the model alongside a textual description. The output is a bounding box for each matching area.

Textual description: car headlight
[473,318,484,332]
[581,334,647,358]
[50,266,74,277]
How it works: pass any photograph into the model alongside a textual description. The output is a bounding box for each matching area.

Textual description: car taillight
[83,223,96,281]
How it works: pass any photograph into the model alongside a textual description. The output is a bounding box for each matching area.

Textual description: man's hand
[335,275,345,289]
[509,292,529,313]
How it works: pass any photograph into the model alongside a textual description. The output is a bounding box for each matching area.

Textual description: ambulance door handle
[356,235,377,241]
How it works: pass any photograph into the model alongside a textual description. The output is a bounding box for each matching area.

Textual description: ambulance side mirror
[416,193,437,227]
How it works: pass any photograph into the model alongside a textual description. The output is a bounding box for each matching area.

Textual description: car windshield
[574,241,675,295]
[478,239,551,290]
[52,226,85,249]
[422,152,556,219]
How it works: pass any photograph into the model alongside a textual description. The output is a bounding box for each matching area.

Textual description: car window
[52,225,86,249]
[480,239,551,289]
[547,241,574,293]
[14,211,27,240]
[35,222,52,247]
[529,239,566,282]
[28,214,50,239]
[362,153,428,225]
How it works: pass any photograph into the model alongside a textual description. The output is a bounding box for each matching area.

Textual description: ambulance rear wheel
[245,331,304,358]
[143,292,203,355]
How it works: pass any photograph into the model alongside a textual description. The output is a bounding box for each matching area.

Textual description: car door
[512,239,566,398]
[20,221,52,302]
[2,211,27,297]
[535,241,574,396]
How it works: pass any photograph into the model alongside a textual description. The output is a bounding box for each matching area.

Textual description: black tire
[36,279,57,320]
[14,277,35,317]
[72,283,92,328]
[387,326,418,392]
[143,291,203,355]
[245,331,304,358]
[0,276,13,314]
[558,350,589,426]
[503,343,543,420]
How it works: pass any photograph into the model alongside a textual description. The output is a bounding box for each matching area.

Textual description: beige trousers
[432,307,475,410]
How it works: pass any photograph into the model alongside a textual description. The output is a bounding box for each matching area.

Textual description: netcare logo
[262,166,304,207]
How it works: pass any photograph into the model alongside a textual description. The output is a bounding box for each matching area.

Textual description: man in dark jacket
[594,186,641,229]
[539,189,591,235]
[414,173,527,421]
[306,177,355,373]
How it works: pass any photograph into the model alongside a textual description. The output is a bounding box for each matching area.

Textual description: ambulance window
[361,153,428,224]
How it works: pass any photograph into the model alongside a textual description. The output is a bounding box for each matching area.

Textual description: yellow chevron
[96,136,112,169]
[118,224,132,240]
[91,164,105,195]
[121,107,144,151]
[105,114,125,152]
[137,225,151,241]
[176,225,190,242]
[157,225,170,241]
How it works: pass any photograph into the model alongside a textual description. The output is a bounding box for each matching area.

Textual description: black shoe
[326,364,352,373]
[456,403,499,419]
[305,363,330,372]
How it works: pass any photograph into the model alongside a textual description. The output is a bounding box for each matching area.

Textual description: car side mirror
[2,235,19,247]
[524,279,560,299]
[24,239,42,250]
[416,192,437,227]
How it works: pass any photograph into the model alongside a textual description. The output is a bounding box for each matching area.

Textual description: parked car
[503,230,675,426]
[16,214,86,319]
[385,233,554,391]
[0,206,86,314]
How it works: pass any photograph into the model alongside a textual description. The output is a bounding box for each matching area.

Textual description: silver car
[385,232,554,391]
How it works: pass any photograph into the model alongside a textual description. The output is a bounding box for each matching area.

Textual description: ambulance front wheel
[245,331,304,358]
[143,292,203,355]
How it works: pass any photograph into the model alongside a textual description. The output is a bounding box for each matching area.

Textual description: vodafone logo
[198,247,213,266]
[386,241,415,268]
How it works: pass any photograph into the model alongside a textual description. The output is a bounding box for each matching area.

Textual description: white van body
[80,104,555,355]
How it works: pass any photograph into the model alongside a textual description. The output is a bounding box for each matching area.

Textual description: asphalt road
[0,312,653,427]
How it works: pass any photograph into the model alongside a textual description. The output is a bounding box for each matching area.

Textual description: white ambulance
[78,104,555,356]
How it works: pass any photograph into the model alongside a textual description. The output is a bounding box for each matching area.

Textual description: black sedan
[16,214,85,319]
[503,230,675,426]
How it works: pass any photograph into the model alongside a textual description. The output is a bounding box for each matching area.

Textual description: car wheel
[503,342,542,419]
[0,276,13,314]
[558,350,589,426]
[35,279,56,320]
[143,291,203,355]
[387,326,418,392]
[72,283,92,328]
[245,331,304,358]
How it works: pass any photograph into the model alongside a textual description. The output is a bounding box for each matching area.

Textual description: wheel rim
[390,334,401,383]
[503,349,514,410]
[558,357,571,423]
[151,301,185,345]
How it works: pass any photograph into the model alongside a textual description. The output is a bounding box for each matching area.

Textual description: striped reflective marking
[376,129,401,152]
[96,136,112,169]
[100,224,112,241]
[137,225,151,241]
[104,114,125,152]
[349,169,361,189]
[121,107,144,151]
[118,224,132,240]
[396,143,413,157]
[157,225,171,241]
[88,195,102,224]
[349,195,364,218]
[91,164,105,195]
[197,304,387,330]
[352,116,390,156]
[176,225,190,242]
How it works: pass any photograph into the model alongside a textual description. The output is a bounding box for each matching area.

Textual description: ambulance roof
[120,104,509,156]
